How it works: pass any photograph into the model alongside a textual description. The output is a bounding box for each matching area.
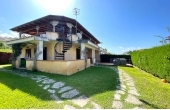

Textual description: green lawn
[0,65,118,108]
[0,49,12,53]
[119,66,170,109]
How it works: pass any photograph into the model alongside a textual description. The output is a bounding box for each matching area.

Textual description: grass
[119,66,170,109]
[0,49,12,53]
[27,66,118,108]
[0,71,64,108]
[0,65,118,108]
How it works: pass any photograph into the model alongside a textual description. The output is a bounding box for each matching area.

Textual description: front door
[43,47,47,60]
[76,48,80,59]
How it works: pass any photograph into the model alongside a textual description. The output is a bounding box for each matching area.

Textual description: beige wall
[20,46,35,59]
[65,44,79,60]
[95,50,100,62]
[26,59,90,75]
[87,49,92,59]
[15,60,19,68]
[45,42,56,60]
[46,32,59,40]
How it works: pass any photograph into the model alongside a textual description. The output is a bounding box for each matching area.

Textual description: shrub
[131,44,170,82]
[0,52,12,64]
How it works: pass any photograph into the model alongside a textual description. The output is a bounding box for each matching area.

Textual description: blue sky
[0,0,170,54]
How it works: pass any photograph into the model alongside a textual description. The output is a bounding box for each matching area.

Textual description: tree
[0,41,5,49]
[107,52,115,55]
[155,27,170,45]
[123,50,133,55]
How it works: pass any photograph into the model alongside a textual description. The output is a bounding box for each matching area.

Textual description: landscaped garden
[0,64,170,109]
[119,66,170,109]
[0,65,118,109]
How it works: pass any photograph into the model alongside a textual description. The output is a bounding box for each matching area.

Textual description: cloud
[0,17,6,22]
[119,46,142,53]
[0,31,19,38]
[119,47,123,49]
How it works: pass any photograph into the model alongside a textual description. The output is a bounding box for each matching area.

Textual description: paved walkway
[0,66,144,109]
[109,66,144,109]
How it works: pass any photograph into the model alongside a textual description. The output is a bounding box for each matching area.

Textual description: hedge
[100,54,133,64]
[131,44,170,82]
[0,52,12,64]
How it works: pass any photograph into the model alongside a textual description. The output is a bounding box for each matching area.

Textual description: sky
[0,0,170,54]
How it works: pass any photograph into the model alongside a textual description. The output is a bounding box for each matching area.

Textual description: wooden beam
[22,24,48,33]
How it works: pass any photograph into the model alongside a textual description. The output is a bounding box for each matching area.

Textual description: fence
[100,54,133,64]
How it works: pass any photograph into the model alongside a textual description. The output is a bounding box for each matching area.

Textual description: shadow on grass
[0,64,120,102]
[0,70,52,101]
[139,99,159,109]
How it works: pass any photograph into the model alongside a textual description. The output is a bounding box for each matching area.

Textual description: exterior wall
[68,34,78,41]
[95,50,100,62]
[87,49,92,59]
[15,60,19,68]
[26,59,90,75]
[45,42,56,60]
[20,46,35,59]
[65,44,79,60]
[46,32,59,40]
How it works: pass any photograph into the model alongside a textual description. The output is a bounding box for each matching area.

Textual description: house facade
[6,15,101,75]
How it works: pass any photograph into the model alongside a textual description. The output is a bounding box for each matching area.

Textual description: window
[25,49,31,58]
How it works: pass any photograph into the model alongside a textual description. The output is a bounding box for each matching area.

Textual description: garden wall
[131,44,170,82]
[0,52,12,64]
[26,59,90,75]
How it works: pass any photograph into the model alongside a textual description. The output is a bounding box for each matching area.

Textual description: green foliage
[11,43,26,69]
[0,41,5,49]
[11,43,26,61]
[130,44,170,82]
[0,49,12,53]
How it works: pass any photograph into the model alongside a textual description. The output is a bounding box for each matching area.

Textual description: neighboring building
[6,15,101,75]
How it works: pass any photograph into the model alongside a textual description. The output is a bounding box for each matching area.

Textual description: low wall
[26,59,90,75]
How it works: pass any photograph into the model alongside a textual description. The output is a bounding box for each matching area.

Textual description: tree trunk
[12,60,16,69]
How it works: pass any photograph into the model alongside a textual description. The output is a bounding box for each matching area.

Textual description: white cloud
[0,31,19,38]
[119,47,123,49]
[119,46,142,54]
[0,17,6,22]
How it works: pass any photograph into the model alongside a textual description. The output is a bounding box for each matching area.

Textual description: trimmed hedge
[100,54,132,64]
[131,44,170,82]
[0,52,12,64]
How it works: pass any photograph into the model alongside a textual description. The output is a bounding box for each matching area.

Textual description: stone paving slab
[61,89,80,99]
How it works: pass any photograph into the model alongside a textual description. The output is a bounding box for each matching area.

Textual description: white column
[92,49,95,63]
[19,31,22,39]
[37,41,43,60]
[66,23,73,41]
[36,26,40,35]
[50,21,59,32]
[81,43,85,59]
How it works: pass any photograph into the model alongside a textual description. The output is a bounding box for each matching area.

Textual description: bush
[0,52,12,64]
[131,44,170,82]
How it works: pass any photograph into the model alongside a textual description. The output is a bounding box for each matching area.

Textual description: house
[6,15,101,75]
